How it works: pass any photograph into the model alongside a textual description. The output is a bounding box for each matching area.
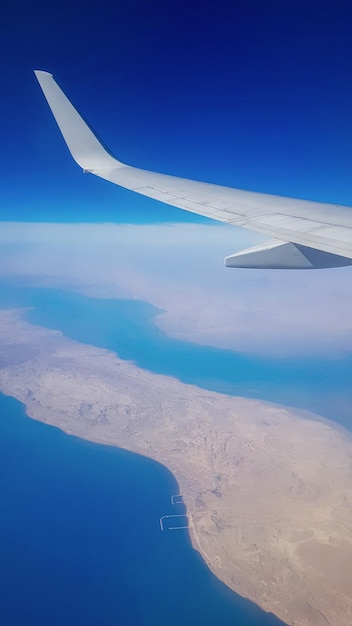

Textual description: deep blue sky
[2,0,352,222]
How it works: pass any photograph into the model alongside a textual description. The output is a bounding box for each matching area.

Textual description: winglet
[34,70,124,171]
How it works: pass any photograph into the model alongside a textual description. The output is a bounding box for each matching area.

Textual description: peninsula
[0,308,351,626]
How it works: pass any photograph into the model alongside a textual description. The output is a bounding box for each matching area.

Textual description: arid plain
[0,308,351,626]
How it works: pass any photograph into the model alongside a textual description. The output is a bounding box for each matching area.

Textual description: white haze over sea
[1,221,352,357]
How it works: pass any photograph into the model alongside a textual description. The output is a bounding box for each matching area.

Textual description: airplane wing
[34,70,352,269]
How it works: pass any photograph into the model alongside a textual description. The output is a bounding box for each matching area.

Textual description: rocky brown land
[0,308,351,626]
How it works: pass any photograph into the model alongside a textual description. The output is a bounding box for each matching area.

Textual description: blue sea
[1,283,352,625]
[0,394,284,625]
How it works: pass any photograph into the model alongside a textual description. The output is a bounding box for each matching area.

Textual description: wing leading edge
[34,70,352,269]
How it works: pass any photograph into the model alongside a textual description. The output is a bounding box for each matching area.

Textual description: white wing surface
[34,70,352,269]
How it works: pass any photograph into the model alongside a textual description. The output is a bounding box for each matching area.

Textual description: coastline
[1,308,352,625]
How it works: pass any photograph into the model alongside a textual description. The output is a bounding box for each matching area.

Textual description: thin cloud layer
[1,221,352,357]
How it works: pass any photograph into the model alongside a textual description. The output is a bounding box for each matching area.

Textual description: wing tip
[34,69,123,171]
[34,69,53,79]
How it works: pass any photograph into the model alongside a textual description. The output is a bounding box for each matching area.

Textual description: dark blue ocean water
[0,393,285,626]
[1,281,351,626]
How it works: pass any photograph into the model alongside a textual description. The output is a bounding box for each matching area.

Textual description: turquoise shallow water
[1,282,350,431]
[1,281,351,625]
